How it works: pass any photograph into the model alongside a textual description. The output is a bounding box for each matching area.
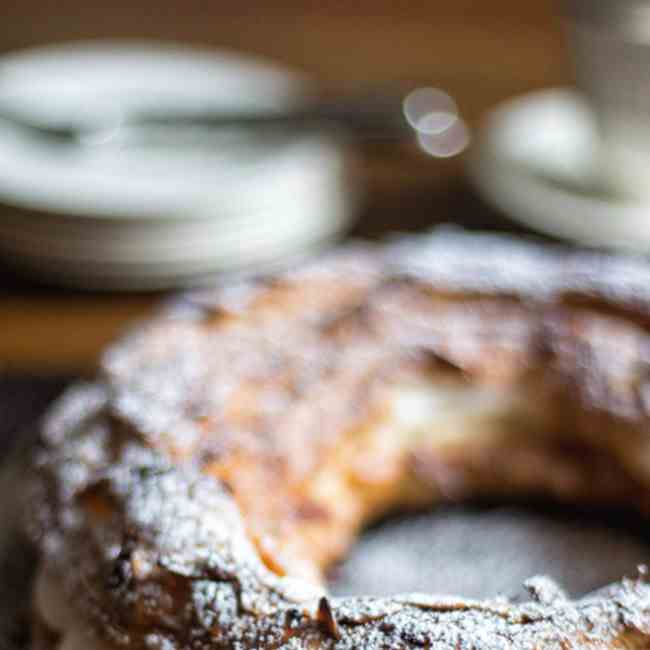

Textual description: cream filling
[315,379,536,492]
[388,381,529,447]
[33,568,115,650]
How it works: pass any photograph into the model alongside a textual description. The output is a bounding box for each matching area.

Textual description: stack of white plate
[0,42,357,289]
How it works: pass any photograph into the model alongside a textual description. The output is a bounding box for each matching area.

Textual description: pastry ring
[30,229,650,649]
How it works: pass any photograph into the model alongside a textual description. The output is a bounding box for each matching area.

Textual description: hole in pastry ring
[30,229,650,649]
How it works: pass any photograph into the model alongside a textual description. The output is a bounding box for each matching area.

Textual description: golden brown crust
[29,229,650,648]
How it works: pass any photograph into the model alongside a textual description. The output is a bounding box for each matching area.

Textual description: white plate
[468,88,650,250]
[0,210,349,290]
[0,41,356,288]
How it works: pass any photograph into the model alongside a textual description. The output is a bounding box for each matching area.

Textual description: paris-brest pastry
[30,230,650,649]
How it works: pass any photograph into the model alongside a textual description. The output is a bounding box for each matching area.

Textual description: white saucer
[469,88,650,251]
[0,41,357,289]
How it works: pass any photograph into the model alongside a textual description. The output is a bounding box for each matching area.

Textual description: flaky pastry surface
[30,230,650,649]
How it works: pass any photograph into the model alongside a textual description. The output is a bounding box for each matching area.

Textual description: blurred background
[0,0,568,375]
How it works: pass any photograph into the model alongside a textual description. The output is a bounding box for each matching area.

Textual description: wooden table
[0,0,570,374]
